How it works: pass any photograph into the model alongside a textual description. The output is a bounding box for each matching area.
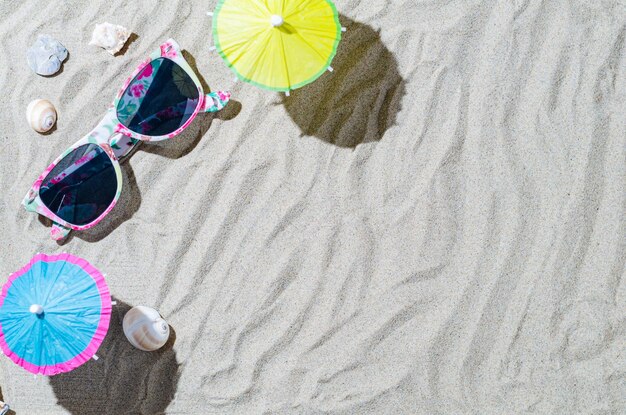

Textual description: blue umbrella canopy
[0,253,111,375]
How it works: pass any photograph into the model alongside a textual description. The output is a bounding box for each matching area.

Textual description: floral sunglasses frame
[23,38,231,240]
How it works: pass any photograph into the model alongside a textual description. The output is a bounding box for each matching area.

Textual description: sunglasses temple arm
[51,222,71,241]
[203,91,231,113]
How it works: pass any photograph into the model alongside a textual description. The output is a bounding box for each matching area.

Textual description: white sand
[1,0,625,413]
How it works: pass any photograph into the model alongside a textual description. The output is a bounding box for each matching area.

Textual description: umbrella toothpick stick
[270,15,284,27]
[29,304,44,315]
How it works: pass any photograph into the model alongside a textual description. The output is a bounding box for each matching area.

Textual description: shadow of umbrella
[49,299,179,415]
[282,15,406,148]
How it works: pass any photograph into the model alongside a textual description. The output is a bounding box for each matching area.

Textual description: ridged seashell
[27,35,68,76]
[123,306,170,351]
[26,99,57,133]
[89,22,131,55]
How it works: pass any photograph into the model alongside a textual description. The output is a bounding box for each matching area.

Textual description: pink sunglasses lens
[117,57,200,136]
[39,144,117,226]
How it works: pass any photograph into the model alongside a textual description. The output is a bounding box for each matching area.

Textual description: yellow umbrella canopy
[212,0,342,92]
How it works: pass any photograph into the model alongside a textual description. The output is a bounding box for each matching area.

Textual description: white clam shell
[26,99,57,133]
[123,306,170,351]
[89,22,131,55]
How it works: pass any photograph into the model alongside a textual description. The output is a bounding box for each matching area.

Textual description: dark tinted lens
[39,144,117,226]
[117,57,200,136]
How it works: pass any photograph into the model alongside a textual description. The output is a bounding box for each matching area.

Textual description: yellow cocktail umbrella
[211,0,343,93]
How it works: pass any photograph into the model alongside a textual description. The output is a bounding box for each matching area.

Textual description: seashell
[27,35,68,76]
[89,22,131,55]
[26,99,57,133]
[123,306,170,351]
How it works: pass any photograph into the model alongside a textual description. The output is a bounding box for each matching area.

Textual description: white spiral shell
[89,22,131,55]
[122,306,170,351]
[26,99,57,133]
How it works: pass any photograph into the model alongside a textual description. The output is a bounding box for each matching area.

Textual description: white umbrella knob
[29,304,44,315]
[270,15,284,27]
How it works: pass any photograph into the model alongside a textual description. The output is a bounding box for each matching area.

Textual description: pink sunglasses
[23,39,231,240]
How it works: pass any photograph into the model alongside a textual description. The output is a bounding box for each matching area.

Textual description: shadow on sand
[282,15,406,148]
[49,299,179,415]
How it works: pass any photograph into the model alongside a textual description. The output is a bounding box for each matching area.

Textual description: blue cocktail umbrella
[0,253,111,375]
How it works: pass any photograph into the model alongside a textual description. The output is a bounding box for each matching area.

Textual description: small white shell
[89,22,131,55]
[123,306,170,351]
[26,99,57,133]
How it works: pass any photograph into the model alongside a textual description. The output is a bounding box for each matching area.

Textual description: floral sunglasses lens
[39,144,118,226]
[117,57,200,136]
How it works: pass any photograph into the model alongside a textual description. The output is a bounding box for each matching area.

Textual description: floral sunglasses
[23,39,231,240]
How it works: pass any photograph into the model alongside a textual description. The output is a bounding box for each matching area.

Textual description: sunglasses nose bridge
[107,131,121,146]
[109,132,140,160]
[91,110,118,141]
